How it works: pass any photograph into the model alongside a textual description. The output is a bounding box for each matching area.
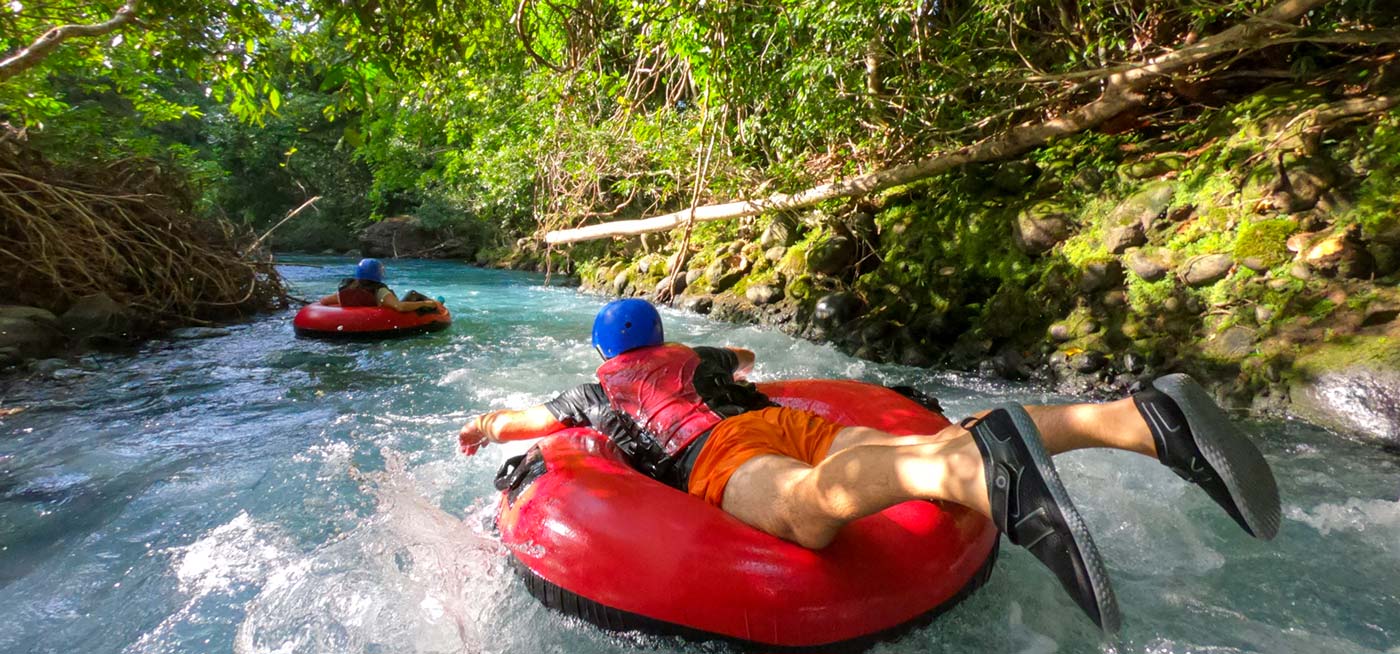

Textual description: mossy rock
[1234,218,1298,270]
[1121,155,1185,180]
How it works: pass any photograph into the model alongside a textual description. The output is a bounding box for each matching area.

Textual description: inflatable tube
[495,379,999,652]
[292,303,451,339]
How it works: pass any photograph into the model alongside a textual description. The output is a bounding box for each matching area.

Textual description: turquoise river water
[1,256,1397,654]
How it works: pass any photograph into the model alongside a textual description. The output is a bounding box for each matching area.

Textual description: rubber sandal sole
[998,404,1122,633]
[1153,374,1281,540]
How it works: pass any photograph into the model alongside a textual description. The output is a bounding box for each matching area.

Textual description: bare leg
[720,433,990,549]
[828,397,1157,458]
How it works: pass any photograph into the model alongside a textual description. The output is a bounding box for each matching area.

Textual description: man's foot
[967,405,1121,633]
[1134,373,1281,540]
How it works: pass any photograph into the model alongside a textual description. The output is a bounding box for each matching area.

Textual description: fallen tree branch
[242,195,322,257]
[545,0,1331,245]
[0,1,140,83]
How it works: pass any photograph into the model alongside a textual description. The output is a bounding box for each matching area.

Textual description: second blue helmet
[355,258,385,283]
[591,299,664,359]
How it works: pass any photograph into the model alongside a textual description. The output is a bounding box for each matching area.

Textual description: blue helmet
[591,299,663,359]
[355,258,385,283]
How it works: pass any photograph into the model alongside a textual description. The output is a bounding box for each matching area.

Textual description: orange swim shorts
[686,406,847,507]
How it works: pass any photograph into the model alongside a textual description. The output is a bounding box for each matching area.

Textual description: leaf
[269,88,282,111]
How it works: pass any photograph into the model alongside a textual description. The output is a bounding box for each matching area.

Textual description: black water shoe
[967,405,1121,633]
[1134,373,1281,540]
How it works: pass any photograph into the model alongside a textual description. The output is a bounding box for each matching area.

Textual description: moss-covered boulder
[1013,201,1075,255]
[1103,181,1176,254]
[807,234,857,275]
[1234,218,1298,271]
[1289,329,1400,444]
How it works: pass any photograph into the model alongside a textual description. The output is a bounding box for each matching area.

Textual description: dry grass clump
[0,127,284,332]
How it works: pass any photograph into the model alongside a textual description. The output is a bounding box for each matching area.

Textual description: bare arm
[458,405,567,455]
[319,292,341,306]
[379,291,440,313]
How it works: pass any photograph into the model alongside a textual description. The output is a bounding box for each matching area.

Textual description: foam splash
[234,451,504,654]
[1288,498,1400,556]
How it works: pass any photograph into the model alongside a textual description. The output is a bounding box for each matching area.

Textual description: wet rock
[169,327,232,340]
[745,283,784,306]
[685,269,703,287]
[1048,323,1074,342]
[814,292,864,326]
[1013,202,1075,255]
[1126,249,1171,281]
[761,214,801,248]
[946,334,993,370]
[61,293,132,343]
[0,312,62,361]
[1303,224,1374,279]
[1178,254,1234,286]
[1102,289,1128,308]
[682,296,713,315]
[1290,334,1400,444]
[991,348,1031,381]
[765,246,787,263]
[1289,262,1313,280]
[360,215,453,258]
[1122,351,1147,374]
[1078,260,1124,294]
[0,347,19,368]
[1255,305,1276,324]
[897,344,934,368]
[807,235,857,276]
[1069,350,1108,373]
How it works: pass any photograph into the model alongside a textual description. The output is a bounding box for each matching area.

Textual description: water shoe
[1133,373,1281,540]
[966,405,1121,632]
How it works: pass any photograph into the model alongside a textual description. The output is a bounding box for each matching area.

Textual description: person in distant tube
[318,258,443,313]
[457,298,1281,632]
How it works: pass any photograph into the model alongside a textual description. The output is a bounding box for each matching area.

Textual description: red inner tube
[495,379,999,651]
[292,303,451,339]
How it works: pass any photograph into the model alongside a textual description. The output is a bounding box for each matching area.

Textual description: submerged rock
[169,327,232,340]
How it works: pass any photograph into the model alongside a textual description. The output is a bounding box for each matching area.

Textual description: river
[1,256,1396,654]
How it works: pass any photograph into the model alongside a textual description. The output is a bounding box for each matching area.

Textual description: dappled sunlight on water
[1,256,1397,654]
